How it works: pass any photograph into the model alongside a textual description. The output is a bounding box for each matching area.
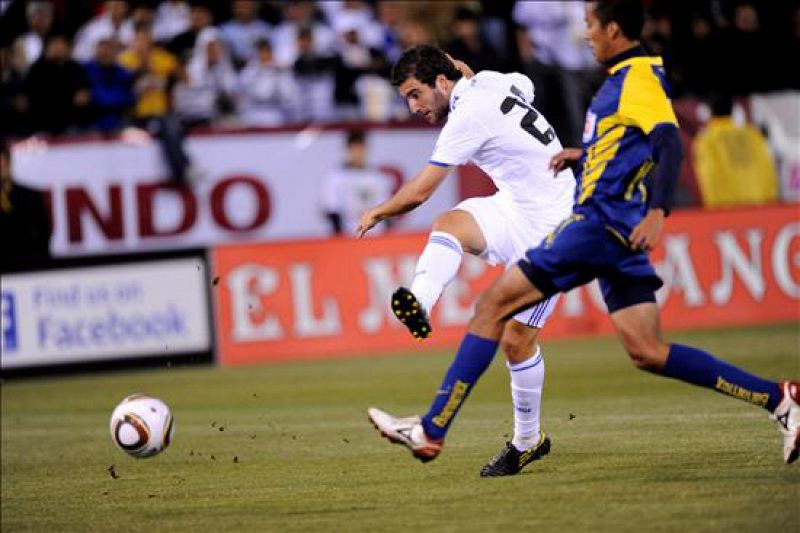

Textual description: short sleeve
[618,63,678,135]
[507,72,535,103]
[430,110,487,167]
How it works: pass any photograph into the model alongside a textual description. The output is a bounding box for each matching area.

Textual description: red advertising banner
[212,204,799,365]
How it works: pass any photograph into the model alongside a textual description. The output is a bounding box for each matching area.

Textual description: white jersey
[430,71,575,235]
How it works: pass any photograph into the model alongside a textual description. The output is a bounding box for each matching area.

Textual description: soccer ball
[109,394,174,458]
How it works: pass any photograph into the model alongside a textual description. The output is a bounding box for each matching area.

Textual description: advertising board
[211,205,799,365]
[1,257,212,369]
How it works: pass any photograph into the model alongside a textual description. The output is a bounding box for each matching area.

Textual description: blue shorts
[517,214,663,313]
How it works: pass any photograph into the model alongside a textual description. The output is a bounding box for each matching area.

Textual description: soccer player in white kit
[357,46,575,476]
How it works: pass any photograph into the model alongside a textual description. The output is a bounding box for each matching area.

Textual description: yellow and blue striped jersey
[574,47,678,237]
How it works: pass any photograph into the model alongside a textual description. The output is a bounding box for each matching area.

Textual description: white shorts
[454,193,560,328]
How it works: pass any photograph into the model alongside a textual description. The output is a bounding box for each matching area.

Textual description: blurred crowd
[0,0,798,143]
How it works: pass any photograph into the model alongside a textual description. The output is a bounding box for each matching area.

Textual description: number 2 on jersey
[500,85,555,145]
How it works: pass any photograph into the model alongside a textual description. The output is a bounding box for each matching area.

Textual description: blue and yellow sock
[663,344,782,412]
[421,333,498,440]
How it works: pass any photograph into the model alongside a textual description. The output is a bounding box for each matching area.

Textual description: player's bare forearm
[356,164,450,237]
[630,209,665,251]
[376,181,428,218]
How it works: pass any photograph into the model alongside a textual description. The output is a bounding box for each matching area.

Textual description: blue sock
[421,333,498,440]
[663,344,782,412]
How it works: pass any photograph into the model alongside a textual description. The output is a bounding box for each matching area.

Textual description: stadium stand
[0,0,797,232]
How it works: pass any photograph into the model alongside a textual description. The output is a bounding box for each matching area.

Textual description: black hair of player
[390,45,461,88]
[590,0,645,40]
[346,130,366,146]
[44,32,71,47]
[454,6,480,23]
[133,20,154,34]
[255,38,272,51]
[710,93,734,117]
[297,24,313,41]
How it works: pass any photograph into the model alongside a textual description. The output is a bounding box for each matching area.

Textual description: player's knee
[468,294,505,337]
[500,337,534,363]
[431,211,485,256]
[499,334,521,360]
[432,211,463,234]
[500,323,538,362]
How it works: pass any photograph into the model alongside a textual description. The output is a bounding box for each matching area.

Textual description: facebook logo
[1,292,17,355]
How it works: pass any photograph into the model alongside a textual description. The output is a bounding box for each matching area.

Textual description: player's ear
[434,74,448,91]
[606,20,621,40]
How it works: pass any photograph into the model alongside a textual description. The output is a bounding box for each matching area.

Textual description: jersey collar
[604,44,650,74]
[449,76,469,112]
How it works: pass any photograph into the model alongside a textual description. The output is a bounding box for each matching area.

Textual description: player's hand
[446,53,475,79]
[356,208,382,238]
[629,209,665,251]
[549,148,582,174]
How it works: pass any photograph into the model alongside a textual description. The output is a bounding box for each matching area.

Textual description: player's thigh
[609,301,670,371]
[431,208,487,256]
[470,266,546,338]
[448,195,515,260]
[500,320,541,364]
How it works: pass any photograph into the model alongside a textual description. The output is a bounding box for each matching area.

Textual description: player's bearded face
[399,77,450,124]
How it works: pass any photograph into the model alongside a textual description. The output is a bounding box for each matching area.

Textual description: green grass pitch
[2,323,799,532]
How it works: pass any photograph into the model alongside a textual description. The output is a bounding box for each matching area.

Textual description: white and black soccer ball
[109,394,174,458]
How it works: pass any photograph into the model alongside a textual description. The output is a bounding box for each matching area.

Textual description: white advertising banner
[1,258,211,368]
[11,128,453,257]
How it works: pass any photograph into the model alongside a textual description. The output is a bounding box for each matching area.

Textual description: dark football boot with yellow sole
[480,432,551,477]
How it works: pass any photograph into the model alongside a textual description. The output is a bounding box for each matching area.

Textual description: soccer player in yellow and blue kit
[368,0,799,470]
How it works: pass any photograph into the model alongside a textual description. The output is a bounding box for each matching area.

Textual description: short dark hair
[591,0,645,41]
[346,130,366,146]
[454,6,480,23]
[710,93,733,117]
[297,25,313,40]
[44,32,70,46]
[390,45,461,87]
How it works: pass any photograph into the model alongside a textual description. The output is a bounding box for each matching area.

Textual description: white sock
[508,346,545,451]
[410,231,463,313]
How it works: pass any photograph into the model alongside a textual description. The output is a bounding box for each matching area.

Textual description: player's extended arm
[629,124,683,250]
[356,163,451,237]
[446,54,474,79]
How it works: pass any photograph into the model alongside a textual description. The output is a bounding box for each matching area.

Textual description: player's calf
[622,341,670,373]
